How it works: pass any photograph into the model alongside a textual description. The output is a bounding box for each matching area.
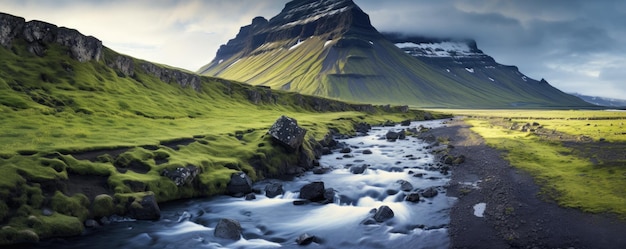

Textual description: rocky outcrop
[207,0,379,64]
[140,62,202,91]
[268,115,307,151]
[0,12,102,62]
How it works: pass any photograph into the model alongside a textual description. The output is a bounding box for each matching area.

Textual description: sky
[3,0,626,99]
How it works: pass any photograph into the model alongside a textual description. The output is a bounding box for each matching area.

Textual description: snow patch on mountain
[281,6,350,29]
[290,39,305,50]
[395,41,482,58]
[465,67,474,73]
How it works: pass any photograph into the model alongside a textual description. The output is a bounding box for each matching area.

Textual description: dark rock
[84,219,99,228]
[421,187,438,198]
[362,149,373,155]
[227,172,253,196]
[400,120,412,126]
[321,147,332,155]
[373,205,394,222]
[268,115,307,151]
[386,189,399,195]
[293,200,310,205]
[361,217,378,225]
[339,147,352,153]
[413,173,425,178]
[312,166,331,174]
[299,181,325,202]
[324,188,336,203]
[214,218,242,240]
[296,233,316,245]
[350,164,368,174]
[264,183,284,198]
[396,180,414,192]
[389,167,404,172]
[160,165,200,186]
[99,216,110,225]
[386,131,399,141]
[398,130,406,139]
[354,122,372,133]
[406,192,421,202]
[128,194,161,220]
[245,193,256,200]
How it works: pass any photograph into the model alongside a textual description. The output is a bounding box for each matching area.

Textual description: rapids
[36,120,454,249]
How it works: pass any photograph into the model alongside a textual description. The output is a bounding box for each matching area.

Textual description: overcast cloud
[2,0,625,99]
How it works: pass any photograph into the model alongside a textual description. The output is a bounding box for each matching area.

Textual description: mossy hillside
[0,39,442,244]
[457,110,626,217]
[201,34,592,108]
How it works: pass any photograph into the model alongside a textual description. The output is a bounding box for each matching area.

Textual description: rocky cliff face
[0,12,102,62]
[207,0,378,66]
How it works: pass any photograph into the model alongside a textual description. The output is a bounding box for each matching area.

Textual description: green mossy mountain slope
[199,0,593,109]
[0,12,440,245]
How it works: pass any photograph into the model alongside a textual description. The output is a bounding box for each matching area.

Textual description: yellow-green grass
[466,118,626,217]
[438,109,626,142]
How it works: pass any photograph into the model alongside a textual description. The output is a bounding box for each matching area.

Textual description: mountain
[198,0,593,109]
[569,93,626,108]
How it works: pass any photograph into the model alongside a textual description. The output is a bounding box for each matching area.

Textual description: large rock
[421,187,439,198]
[128,193,161,220]
[373,205,394,222]
[264,182,284,198]
[268,115,307,151]
[160,165,200,186]
[214,218,242,240]
[227,172,253,196]
[299,181,325,202]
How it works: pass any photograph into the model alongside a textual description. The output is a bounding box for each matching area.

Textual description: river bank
[425,119,626,249]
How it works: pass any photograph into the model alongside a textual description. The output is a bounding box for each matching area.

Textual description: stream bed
[38,120,454,249]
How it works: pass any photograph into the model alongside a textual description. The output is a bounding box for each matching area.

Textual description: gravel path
[423,119,626,249]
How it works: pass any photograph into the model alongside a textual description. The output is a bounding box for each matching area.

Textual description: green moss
[91,194,115,218]
[50,191,90,221]
[34,213,83,238]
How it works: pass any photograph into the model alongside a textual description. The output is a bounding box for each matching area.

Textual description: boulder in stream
[299,181,325,202]
[421,187,439,198]
[214,218,242,240]
[350,164,368,174]
[264,182,284,198]
[227,172,253,196]
[373,205,395,222]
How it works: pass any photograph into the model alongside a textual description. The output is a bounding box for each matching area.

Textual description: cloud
[2,0,625,99]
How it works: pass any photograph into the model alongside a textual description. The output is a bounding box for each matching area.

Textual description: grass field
[441,109,626,217]
[0,41,444,244]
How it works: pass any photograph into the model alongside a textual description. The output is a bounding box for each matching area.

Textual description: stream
[37,120,454,249]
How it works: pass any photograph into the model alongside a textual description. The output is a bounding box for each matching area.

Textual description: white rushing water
[36,120,454,249]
